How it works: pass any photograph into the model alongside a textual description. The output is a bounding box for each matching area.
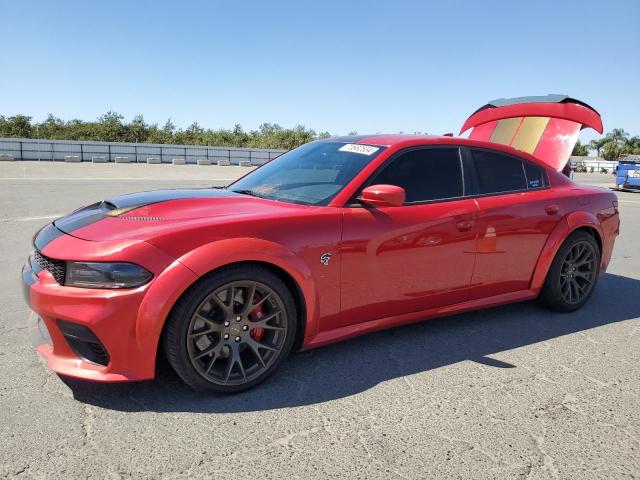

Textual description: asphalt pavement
[0,164,638,479]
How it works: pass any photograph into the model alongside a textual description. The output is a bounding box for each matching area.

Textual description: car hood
[53,188,307,242]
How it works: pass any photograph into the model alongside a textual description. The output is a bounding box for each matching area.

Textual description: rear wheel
[539,231,600,312]
[163,265,297,393]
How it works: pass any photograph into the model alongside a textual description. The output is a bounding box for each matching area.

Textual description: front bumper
[23,260,154,382]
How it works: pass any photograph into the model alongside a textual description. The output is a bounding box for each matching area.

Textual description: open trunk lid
[460,94,603,171]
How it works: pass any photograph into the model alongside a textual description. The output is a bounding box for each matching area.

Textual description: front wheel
[163,265,297,393]
[539,231,600,312]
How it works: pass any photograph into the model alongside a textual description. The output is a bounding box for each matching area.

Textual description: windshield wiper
[231,189,265,198]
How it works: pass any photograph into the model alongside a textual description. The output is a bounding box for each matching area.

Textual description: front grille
[33,250,66,285]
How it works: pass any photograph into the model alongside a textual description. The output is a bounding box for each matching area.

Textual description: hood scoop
[54,188,240,235]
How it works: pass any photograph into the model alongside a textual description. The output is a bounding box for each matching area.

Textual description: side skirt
[302,290,538,350]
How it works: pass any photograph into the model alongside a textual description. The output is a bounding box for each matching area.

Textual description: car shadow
[62,273,640,413]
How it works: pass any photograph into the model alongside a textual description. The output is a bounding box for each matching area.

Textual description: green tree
[0,115,33,138]
[572,140,589,156]
[97,111,126,142]
[175,121,205,145]
[601,128,630,160]
[589,138,607,157]
[621,136,640,156]
[126,115,149,143]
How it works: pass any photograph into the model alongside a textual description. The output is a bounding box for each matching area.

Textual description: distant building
[569,156,617,173]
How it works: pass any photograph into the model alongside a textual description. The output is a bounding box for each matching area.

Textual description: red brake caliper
[250,292,265,341]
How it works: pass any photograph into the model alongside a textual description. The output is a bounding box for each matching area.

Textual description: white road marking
[0,177,232,181]
[0,214,63,222]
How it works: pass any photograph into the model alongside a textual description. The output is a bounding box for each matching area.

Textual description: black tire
[163,264,297,393]
[539,230,601,312]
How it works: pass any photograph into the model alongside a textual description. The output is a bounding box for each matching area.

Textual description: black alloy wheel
[539,230,600,312]
[558,241,598,305]
[164,265,297,393]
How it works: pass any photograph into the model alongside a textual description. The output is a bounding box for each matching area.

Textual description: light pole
[36,124,40,161]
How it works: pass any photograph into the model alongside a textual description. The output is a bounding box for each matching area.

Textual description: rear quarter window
[523,161,548,189]
[470,149,527,194]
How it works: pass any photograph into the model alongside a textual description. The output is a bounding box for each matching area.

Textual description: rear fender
[565,210,606,272]
[530,211,603,292]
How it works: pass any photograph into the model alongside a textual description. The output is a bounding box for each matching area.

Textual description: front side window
[230,142,385,205]
[470,149,527,194]
[369,148,463,203]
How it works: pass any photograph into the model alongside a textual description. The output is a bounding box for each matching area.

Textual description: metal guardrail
[0,138,286,165]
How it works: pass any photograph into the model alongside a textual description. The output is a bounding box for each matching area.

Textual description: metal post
[19,141,23,160]
[36,125,41,161]
[249,150,252,165]
[108,144,111,162]
[80,142,84,162]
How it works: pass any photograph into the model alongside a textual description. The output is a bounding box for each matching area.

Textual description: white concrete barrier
[114,156,129,163]
[0,154,14,161]
[64,155,81,162]
[239,160,252,167]
[197,159,211,165]
[172,158,186,165]
[146,157,161,164]
[217,159,231,166]
[91,156,107,163]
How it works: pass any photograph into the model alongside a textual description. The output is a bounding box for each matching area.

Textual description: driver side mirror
[358,184,406,207]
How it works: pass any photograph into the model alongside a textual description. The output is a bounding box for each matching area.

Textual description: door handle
[545,204,560,215]
[456,220,474,232]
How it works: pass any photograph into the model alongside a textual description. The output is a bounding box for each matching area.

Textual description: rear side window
[371,148,463,203]
[523,162,547,189]
[470,149,527,194]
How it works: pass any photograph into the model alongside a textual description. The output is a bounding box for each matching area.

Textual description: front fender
[134,259,199,377]
[178,237,319,337]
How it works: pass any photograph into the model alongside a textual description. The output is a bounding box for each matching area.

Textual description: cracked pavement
[0,166,638,479]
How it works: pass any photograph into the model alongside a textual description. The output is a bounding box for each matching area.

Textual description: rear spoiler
[460,95,603,171]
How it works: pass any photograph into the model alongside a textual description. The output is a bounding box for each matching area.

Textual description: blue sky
[1,0,638,142]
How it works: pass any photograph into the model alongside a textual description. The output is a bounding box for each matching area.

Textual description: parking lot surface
[1,164,638,479]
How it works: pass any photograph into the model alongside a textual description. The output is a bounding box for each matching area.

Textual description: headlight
[65,262,152,289]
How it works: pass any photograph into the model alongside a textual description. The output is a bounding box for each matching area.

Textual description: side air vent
[58,320,110,366]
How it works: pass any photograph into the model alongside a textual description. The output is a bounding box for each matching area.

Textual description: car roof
[319,134,551,170]
[329,133,534,154]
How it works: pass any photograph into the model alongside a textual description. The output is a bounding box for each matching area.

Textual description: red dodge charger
[23,95,619,392]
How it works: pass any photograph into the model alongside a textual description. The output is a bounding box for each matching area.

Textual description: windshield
[229,141,385,205]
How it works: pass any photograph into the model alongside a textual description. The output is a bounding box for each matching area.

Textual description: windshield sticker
[338,144,380,156]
